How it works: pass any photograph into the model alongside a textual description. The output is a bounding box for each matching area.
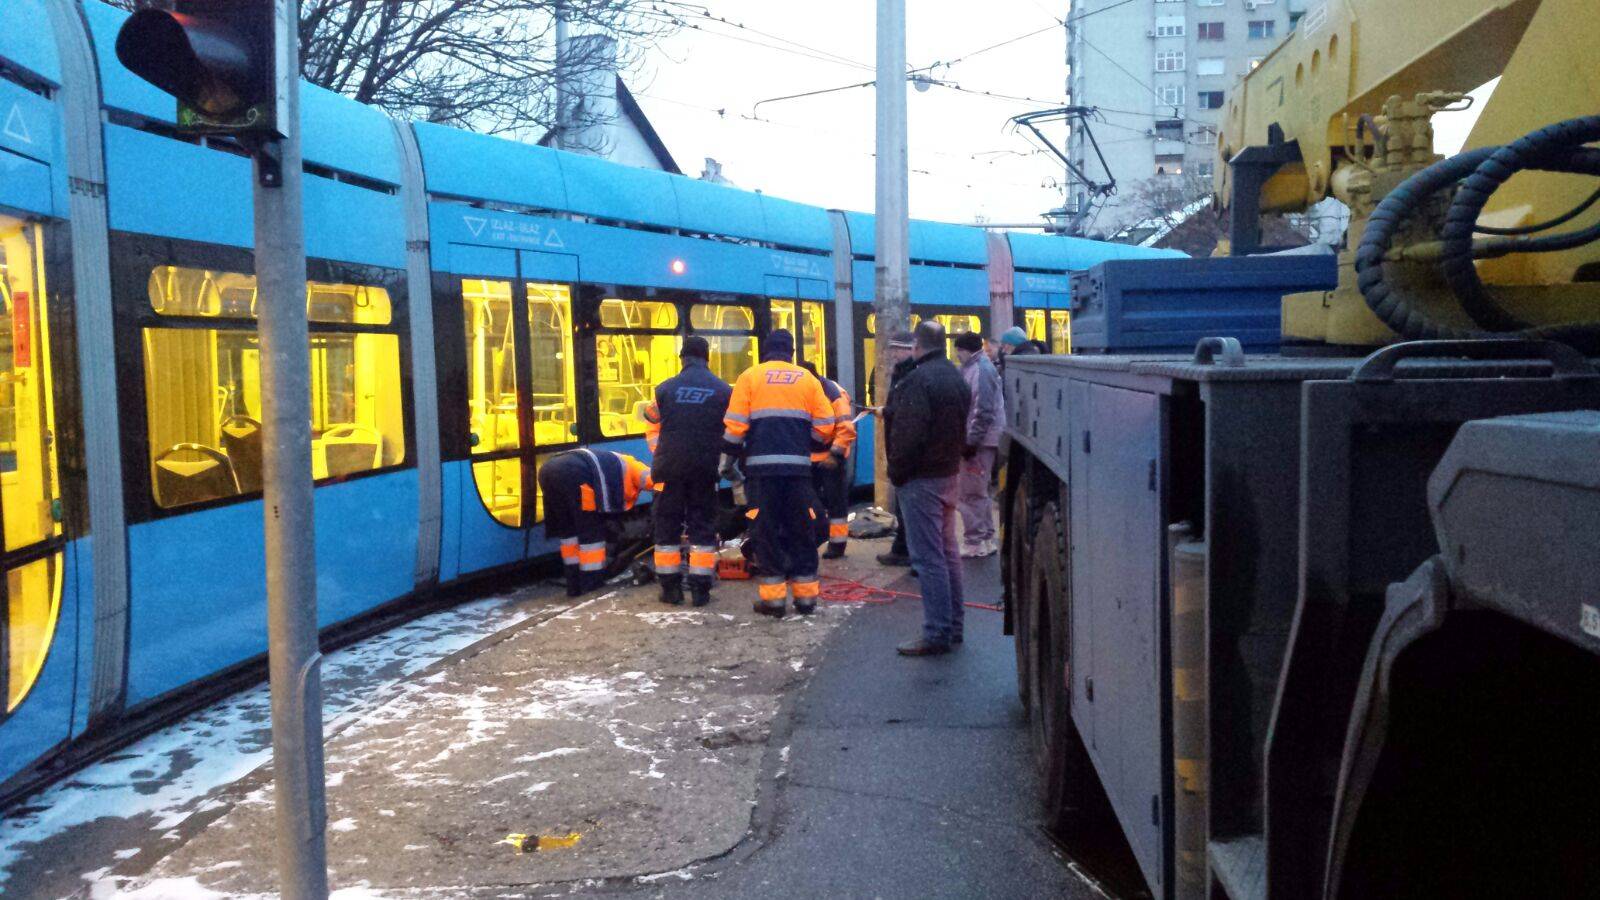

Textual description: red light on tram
[670,259,687,275]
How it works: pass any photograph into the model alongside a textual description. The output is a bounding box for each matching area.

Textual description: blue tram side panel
[86,2,421,704]
[0,0,85,787]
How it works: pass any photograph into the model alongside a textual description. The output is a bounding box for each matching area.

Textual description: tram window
[143,327,404,507]
[527,284,578,447]
[770,299,796,336]
[706,335,757,384]
[931,313,981,359]
[1022,309,1047,344]
[689,303,755,331]
[690,303,757,383]
[5,554,61,712]
[801,302,828,369]
[309,332,405,477]
[1050,311,1071,354]
[599,299,677,330]
[463,279,520,455]
[473,456,522,527]
[148,265,393,324]
[0,216,62,553]
[595,332,679,438]
[141,264,404,510]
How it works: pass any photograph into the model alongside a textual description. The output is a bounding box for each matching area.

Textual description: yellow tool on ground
[498,831,582,853]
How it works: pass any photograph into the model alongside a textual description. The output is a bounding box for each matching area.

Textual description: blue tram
[0,0,1181,800]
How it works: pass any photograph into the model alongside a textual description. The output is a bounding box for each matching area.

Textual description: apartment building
[1064,0,1308,238]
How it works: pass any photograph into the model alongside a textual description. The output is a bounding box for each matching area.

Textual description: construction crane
[1216,0,1600,350]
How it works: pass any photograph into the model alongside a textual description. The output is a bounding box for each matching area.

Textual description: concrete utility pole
[554,0,572,150]
[257,2,328,896]
[873,0,910,509]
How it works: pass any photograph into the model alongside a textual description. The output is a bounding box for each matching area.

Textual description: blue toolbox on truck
[1069,253,1338,353]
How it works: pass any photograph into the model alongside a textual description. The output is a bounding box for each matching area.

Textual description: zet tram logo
[462,213,566,249]
[765,371,803,385]
[675,387,715,404]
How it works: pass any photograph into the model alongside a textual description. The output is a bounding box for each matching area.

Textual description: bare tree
[112,1,686,140]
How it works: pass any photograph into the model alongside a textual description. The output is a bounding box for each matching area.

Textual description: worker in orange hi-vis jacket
[720,329,839,618]
[798,360,856,559]
[537,448,653,597]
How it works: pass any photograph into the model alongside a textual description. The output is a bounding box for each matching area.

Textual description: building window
[1156,50,1185,72]
[1192,125,1219,145]
[1155,119,1185,141]
[1198,90,1225,109]
[1155,16,1184,36]
[1157,84,1184,107]
[1196,57,1226,77]
[1249,20,1277,39]
[595,299,680,439]
[1155,155,1185,176]
[1193,162,1216,180]
[1198,22,1225,41]
[144,266,405,511]
[1196,0,1224,6]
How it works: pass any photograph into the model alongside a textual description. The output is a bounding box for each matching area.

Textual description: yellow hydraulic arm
[1215,0,1600,348]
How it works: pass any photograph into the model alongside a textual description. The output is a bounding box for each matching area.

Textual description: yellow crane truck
[1001,1,1599,897]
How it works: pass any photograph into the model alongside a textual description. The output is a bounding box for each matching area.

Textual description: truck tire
[1007,466,1035,715]
[1028,502,1092,833]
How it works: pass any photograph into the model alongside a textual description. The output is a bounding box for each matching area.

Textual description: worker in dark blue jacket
[640,336,733,607]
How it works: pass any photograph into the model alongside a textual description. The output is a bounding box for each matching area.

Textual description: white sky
[627,1,1075,226]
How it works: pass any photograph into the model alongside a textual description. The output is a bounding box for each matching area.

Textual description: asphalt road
[649,553,1111,900]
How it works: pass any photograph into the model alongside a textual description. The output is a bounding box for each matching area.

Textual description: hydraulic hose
[1355,116,1600,354]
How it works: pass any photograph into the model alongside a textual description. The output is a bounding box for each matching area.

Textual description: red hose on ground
[818,575,1003,611]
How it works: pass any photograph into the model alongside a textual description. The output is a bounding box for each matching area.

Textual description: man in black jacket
[641,335,733,607]
[875,331,917,567]
[885,321,972,655]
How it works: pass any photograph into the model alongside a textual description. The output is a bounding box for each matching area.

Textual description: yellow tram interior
[0,213,63,713]
[143,266,405,510]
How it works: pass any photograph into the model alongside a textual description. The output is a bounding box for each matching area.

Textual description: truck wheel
[1007,467,1035,715]
[1028,502,1091,833]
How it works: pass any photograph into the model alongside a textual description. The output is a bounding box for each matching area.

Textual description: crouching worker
[642,335,733,607]
[538,448,654,597]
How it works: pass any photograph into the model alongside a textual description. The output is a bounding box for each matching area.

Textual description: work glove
[718,454,743,483]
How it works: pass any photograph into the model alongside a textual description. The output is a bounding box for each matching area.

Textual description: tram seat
[316,424,382,479]
[220,415,264,493]
[154,443,241,508]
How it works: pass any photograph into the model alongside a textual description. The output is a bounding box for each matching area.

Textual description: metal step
[1209,835,1267,900]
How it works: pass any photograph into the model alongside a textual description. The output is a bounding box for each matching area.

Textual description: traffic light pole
[873,0,910,510]
[256,2,329,897]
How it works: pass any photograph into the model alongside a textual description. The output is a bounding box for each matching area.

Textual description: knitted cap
[1000,326,1029,347]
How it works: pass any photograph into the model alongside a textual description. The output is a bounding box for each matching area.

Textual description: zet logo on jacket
[765,370,803,385]
[675,387,715,404]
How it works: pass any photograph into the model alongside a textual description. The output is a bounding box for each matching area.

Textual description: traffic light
[115,1,285,138]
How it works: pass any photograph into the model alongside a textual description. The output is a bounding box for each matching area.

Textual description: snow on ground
[0,594,543,894]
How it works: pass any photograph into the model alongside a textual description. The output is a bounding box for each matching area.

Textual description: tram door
[461,273,578,531]
[0,214,66,726]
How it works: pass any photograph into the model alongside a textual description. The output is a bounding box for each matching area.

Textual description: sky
[619,2,1495,229]
[625,1,1076,226]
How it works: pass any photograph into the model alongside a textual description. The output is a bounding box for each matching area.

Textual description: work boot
[754,600,786,618]
[822,543,846,560]
[659,576,684,606]
[794,601,817,616]
[564,568,583,598]
[580,570,607,595]
[897,637,951,656]
[689,580,713,608]
[876,551,911,567]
